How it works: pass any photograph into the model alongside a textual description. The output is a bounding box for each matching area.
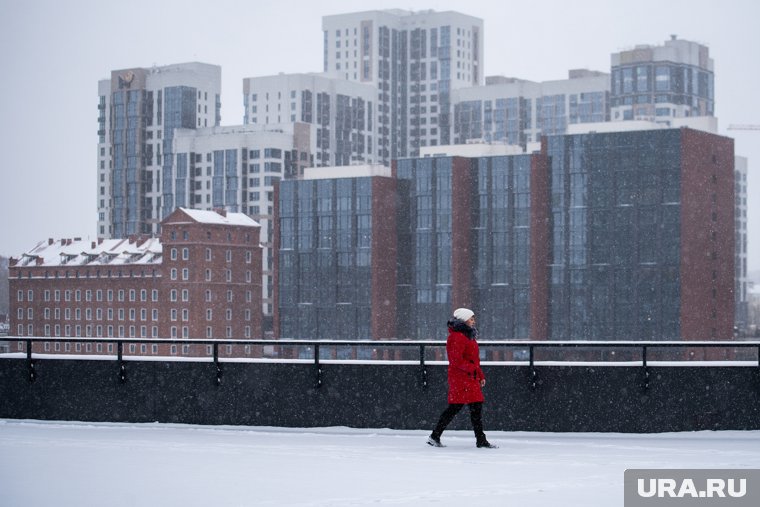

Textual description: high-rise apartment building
[322,9,484,162]
[275,128,735,342]
[274,165,397,343]
[395,153,548,340]
[452,70,610,148]
[243,73,379,167]
[98,63,221,239]
[170,123,314,325]
[543,128,734,341]
[610,36,714,123]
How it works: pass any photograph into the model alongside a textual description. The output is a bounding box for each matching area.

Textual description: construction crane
[728,124,760,130]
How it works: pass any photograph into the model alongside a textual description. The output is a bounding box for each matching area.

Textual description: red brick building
[9,208,262,357]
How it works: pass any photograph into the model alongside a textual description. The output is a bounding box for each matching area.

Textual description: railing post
[117,341,126,384]
[213,343,222,386]
[529,345,539,390]
[419,345,428,389]
[314,344,322,389]
[641,345,649,390]
[26,339,36,383]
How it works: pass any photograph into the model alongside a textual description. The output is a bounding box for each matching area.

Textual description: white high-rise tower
[322,9,484,163]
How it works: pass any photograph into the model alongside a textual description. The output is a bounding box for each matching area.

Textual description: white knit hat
[453,308,475,322]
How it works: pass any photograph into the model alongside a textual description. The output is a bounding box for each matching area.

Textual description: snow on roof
[13,209,258,268]
[178,208,260,227]
[15,237,163,268]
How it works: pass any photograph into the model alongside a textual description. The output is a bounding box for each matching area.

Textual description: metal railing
[3,337,760,390]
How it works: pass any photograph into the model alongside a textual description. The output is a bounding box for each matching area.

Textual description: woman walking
[427,308,497,448]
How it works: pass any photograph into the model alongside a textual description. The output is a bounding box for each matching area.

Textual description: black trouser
[431,402,485,442]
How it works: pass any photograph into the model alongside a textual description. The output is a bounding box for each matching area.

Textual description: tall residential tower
[98,63,221,239]
[322,9,484,163]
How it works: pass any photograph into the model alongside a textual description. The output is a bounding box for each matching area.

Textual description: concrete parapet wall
[1,358,758,432]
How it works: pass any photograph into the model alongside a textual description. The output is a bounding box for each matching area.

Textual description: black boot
[476,438,498,449]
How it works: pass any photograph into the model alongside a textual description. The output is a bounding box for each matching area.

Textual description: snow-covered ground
[1,420,758,507]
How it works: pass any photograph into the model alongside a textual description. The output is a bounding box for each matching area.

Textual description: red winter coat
[446,320,485,404]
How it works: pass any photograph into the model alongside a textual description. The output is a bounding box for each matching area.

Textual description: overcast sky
[1,0,758,272]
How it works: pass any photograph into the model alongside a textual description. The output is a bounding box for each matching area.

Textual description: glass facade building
[276,169,397,343]
[395,155,536,340]
[98,63,221,240]
[472,156,533,339]
[396,157,455,339]
[543,128,733,341]
[275,128,733,343]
